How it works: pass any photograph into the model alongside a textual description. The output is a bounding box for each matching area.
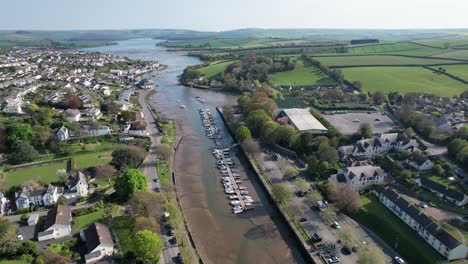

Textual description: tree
[114,169,148,200]
[32,125,50,149]
[246,109,271,136]
[271,125,297,147]
[93,164,117,182]
[111,146,147,170]
[320,205,337,223]
[157,143,172,162]
[20,214,29,225]
[359,123,373,138]
[284,165,299,180]
[242,139,261,157]
[56,195,67,205]
[372,91,387,105]
[317,142,339,163]
[134,230,163,262]
[357,245,385,264]
[128,191,167,219]
[0,220,14,239]
[306,191,323,207]
[328,185,361,213]
[443,42,450,49]
[272,183,292,203]
[6,123,34,147]
[0,126,6,153]
[338,227,359,247]
[8,141,39,165]
[405,127,415,138]
[294,178,310,194]
[235,126,252,142]
[285,201,304,219]
[133,216,160,233]
[64,93,81,109]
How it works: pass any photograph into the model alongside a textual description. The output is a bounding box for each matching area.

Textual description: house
[405,152,433,171]
[279,108,328,134]
[128,120,149,136]
[15,185,64,209]
[417,177,468,206]
[0,192,8,214]
[330,165,385,191]
[82,125,112,137]
[80,223,114,263]
[28,214,39,226]
[65,108,81,122]
[68,172,89,198]
[38,205,72,241]
[56,126,69,141]
[339,133,418,159]
[373,186,468,260]
[81,108,103,120]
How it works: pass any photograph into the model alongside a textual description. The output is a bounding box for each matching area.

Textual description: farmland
[197,60,234,79]
[432,49,468,60]
[347,42,442,56]
[442,64,468,81]
[269,59,337,86]
[342,66,468,97]
[314,55,464,67]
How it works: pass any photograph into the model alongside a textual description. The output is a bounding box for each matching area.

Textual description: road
[138,90,181,264]
[259,148,400,264]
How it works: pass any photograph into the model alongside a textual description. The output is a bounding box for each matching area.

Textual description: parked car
[154,186,161,192]
[16,234,23,241]
[312,233,322,243]
[332,221,341,229]
[273,153,282,161]
[316,201,327,211]
[153,178,159,182]
[418,202,427,208]
[169,237,177,244]
[327,256,340,263]
[167,228,175,236]
[394,256,405,264]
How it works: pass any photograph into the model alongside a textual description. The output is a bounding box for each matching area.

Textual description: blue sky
[1,0,467,30]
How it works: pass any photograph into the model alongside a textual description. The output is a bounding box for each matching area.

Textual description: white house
[15,185,64,209]
[68,172,89,198]
[38,205,72,241]
[82,125,112,137]
[56,126,69,141]
[339,133,418,159]
[81,108,102,121]
[80,223,114,263]
[405,153,433,171]
[373,186,468,260]
[330,165,385,191]
[65,108,81,122]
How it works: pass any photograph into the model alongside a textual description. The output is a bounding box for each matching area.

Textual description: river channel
[85,38,306,264]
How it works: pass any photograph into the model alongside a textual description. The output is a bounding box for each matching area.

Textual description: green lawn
[428,175,468,194]
[314,55,462,67]
[111,216,134,254]
[73,209,105,231]
[197,60,234,79]
[5,161,66,187]
[351,194,443,264]
[342,66,467,97]
[441,64,468,81]
[156,159,170,184]
[5,150,114,187]
[269,59,337,86]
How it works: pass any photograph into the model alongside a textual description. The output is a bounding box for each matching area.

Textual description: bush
[17,208,29,215]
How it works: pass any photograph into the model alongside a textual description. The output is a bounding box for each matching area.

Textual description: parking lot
[323,112,396,135]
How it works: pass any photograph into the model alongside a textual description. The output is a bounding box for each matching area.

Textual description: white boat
[240,190,249,195]
[225,189,235,194]
[238,186,247,190]
[228,195,239,200]
[230,201,241,205]
[177,100,181,103]
[233,208,243,214]
[180,105,186,108]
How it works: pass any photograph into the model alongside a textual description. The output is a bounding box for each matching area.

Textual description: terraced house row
[373,186,468,260]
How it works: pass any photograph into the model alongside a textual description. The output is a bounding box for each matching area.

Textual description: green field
[348,42,442,56]
[433,49,468,60]
[270,59,337,86]
[442,64,468,81]
[314,55,463,67]
[415,38,468,48]
[351,195,443,264]
[197,60,234,79]
[5,150,114,187]
[342,66,468,97]
[73,210,105,231]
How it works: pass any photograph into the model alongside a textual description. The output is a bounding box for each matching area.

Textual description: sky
[1,0,467,31]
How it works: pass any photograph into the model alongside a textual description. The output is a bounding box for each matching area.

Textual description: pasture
[432,49,468,61]
[197,60,234,79]
[314,55,462,67]
[269,59,337,86]
[347,42,441,56]
[442,64,468,81]
[341,66,468,97]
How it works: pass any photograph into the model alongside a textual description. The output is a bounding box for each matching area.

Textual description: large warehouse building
[280,108,328,134]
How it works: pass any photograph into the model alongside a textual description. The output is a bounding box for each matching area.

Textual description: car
[312,233,322,243]
[327,256,340,263]
[167,228,175,236]
[316,201,327,211]
[17,234,23,240]
[169,236,177,244]
[418,202,427,208]
[153,178,159,182]
[273,153,282,161]
[394,256,405,264]
[332,221,341,229]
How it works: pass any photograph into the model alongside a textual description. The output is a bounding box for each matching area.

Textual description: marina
[200,108,254,214]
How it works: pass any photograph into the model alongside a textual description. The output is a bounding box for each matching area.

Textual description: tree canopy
[236,126,252,142]
[8,141,39,165]
[134,230,164,262]
[114,169,148,200]
[111,146,147,170]
[6,123,35,147]
[272,183,292,203]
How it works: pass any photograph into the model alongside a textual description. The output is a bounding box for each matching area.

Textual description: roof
[420,178,465,202]
[344,165,384,180]
[65,108,80,117]
[83,223,114,252]
[425,223,462,250]
[282,108,327,132]
[44,205,71,230]
[407,153,428,167]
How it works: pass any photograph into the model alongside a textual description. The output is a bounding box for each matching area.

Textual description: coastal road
[138,90,181,264]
